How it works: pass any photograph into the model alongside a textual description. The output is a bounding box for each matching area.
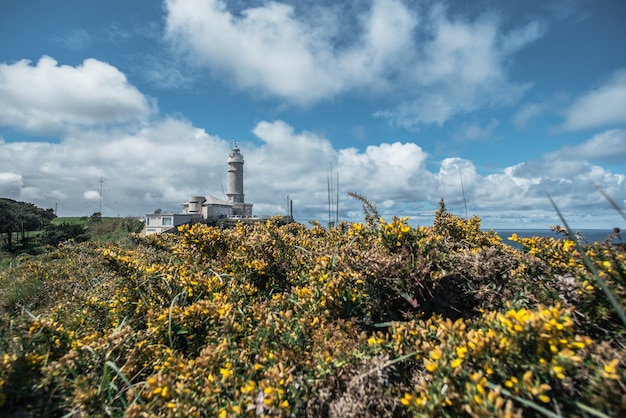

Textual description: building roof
[146,212,196,218]
[203,195,232,206]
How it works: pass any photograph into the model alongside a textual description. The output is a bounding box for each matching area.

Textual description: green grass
[51,217,87,226]
[82,217,143,239]
[1,217,144,267]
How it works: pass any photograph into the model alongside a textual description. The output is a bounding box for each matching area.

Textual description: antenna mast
[98,176,106,215]
[457,161,468,220]
[336,168,339,225]
[327,171,332,228]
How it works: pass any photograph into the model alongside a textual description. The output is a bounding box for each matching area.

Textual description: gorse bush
[0,202,624,417]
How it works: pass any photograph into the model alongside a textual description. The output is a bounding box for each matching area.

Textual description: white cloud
[1,116,623,228]
[0,172,24,196]
[54,28,94,51]
[0,56,154,135]
[416,7,500,86]
[556,129,626,163]
[454,118,499,141]
[0,117,229,216]
[140,57,196,89]
[165,0,542,127]
[500,134,626,214]
[435,158,478,208]
[245,122,436,219]
[83,190,101,201]
[512,102,545,128]
[244,121,624,228]
[165,0,344,104]
[378,6,542,128]
[339,141,433,200]
[561,69,626,131]
[499,20,546,55]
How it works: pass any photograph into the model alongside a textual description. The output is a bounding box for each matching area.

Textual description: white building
[144,143,254,235]
[144,212,202,235]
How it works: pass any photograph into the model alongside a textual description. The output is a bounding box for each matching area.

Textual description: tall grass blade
[103,360,146,408]
[486,381,562,418]
[355,351,418,381]
[168,291,185,348]
[547,194,626,328]
[594,185,626,222]
[574,401,612,418]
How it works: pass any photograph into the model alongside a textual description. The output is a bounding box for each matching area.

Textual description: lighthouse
[172,142,252,226]
[226,142,253,217]
[227,142,245,204]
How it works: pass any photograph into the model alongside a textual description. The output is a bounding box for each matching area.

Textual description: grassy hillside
[0,216,144,268]
[0,205,624,417]
[51,216,87,225]
[52,216,145,242]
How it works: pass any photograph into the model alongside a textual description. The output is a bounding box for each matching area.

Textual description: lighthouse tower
[226,142,253,217]
[227,142,245,203]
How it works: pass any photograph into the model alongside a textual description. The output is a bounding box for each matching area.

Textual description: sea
[492,229,622,250]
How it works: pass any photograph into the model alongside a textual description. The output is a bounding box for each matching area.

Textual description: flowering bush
[0,204,624,417]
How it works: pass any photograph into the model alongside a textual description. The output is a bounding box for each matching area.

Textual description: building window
[163,217,172,226]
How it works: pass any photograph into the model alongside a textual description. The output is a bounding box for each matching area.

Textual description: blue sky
[1,0,625,229]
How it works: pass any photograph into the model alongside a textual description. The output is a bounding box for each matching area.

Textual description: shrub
[0,206,623,417]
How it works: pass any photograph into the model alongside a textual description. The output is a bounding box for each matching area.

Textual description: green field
[54,216,144,241]
[51,216,87,225]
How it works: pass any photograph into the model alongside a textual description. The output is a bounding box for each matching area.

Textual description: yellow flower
[455,346,467,359]
[604,359,620,379]
[552,365,565,379]
[400,393,413,406]
[476,383,486,396]
[367,336,384,346]
[425,360,438,372]
[240,380,256,394]
[504,377,518,388]
[523,370,533,384]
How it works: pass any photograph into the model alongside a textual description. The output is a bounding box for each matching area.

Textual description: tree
[36,222,89,247]
[0,198,56,253]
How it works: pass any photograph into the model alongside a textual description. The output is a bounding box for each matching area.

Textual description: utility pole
[336,168,339,226]
[99,176,106,215]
